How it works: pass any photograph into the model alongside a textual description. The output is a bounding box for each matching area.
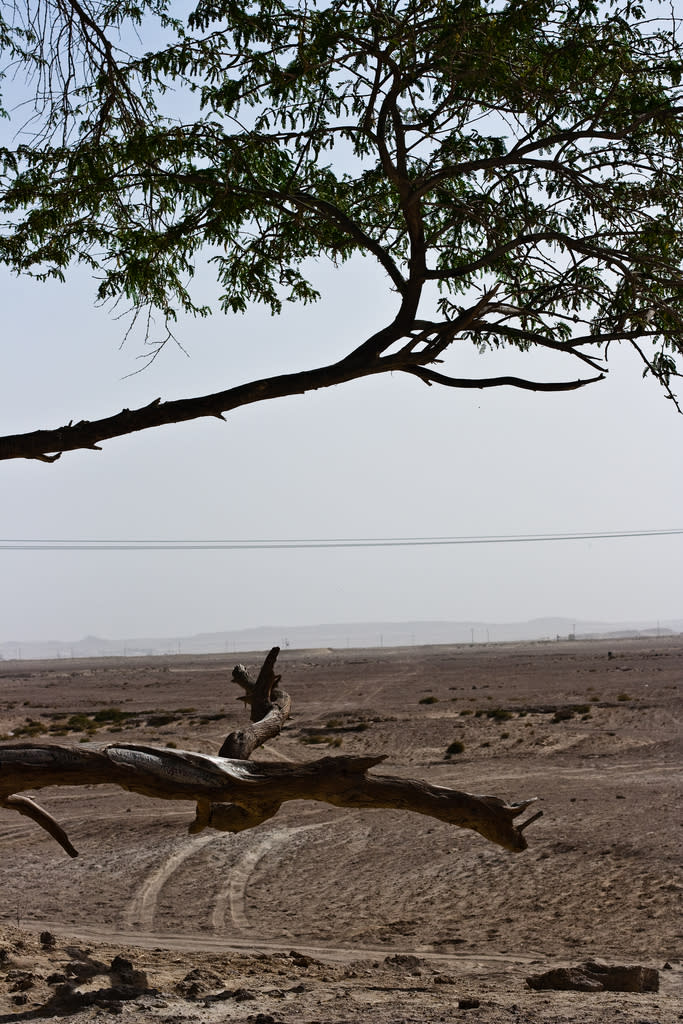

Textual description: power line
[0,528,681,551]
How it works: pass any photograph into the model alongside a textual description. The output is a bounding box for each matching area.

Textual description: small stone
[385,953,422,973]
[7,969,35,992]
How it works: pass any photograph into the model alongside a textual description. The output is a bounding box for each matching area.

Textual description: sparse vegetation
[445,740,465,757]
[11,719,47,737]
[145,714,177,727]
[92,708,132,725]
[1,706,205,742]
[65,713,99,734]
[474,707,513,721]
[419,696,438,705]
[301,734,342,747]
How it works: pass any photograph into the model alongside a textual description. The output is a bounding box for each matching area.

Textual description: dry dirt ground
[0,637,681,1023]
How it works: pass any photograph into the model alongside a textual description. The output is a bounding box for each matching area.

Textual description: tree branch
[405,366,605,392]
[219,647,292,759]
[1,294,605,461]
[0,649,541,860]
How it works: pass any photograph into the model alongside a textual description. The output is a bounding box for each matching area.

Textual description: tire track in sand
[212,822,329,933]
[123,833,216,930]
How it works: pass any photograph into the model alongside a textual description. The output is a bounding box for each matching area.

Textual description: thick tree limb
[0,648,541,860]
[0,743,538,855]
[0,319,604,462]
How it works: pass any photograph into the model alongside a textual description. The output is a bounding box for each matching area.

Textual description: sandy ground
[0,637,681,1023]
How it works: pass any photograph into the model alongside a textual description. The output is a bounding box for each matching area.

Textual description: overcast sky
[1,249,681,644]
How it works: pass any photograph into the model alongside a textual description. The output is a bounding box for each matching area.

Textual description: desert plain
[0,636,681,1023]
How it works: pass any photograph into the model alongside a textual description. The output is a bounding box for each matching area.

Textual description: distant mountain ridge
[1,617,681,660]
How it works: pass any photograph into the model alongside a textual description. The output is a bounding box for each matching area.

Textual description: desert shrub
[445,740,465,756]
[572,704,590,715]
[419,696,438,705]
[552,708,574,722]
[13,719,47,737]
[92,707,130,724]
[500,731,510,739]
[487,708,513,721]
[617,693,632,701]
[66,713,98,733]
[459,709,472,716]
[146,714,177,727]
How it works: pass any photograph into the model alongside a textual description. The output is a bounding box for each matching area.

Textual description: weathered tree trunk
[0,648,541,859]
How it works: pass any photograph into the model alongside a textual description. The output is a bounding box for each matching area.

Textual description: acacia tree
[0,0,682,462]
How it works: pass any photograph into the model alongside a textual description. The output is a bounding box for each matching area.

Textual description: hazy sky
[1,248,681,644]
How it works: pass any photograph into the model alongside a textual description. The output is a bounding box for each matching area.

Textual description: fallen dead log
[0,647,541,859]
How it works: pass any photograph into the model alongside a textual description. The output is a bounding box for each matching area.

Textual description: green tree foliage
[0,0,682,460]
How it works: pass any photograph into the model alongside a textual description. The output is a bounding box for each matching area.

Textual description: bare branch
[0,742,538,855]
[0,649,541,859]
[405,366,605,393]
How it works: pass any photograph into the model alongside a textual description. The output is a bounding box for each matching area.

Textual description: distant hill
[1,617,681,660]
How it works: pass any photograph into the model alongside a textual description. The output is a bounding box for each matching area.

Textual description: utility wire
[0,529,681,550]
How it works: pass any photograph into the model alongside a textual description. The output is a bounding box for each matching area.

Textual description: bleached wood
[0,648,540,858]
